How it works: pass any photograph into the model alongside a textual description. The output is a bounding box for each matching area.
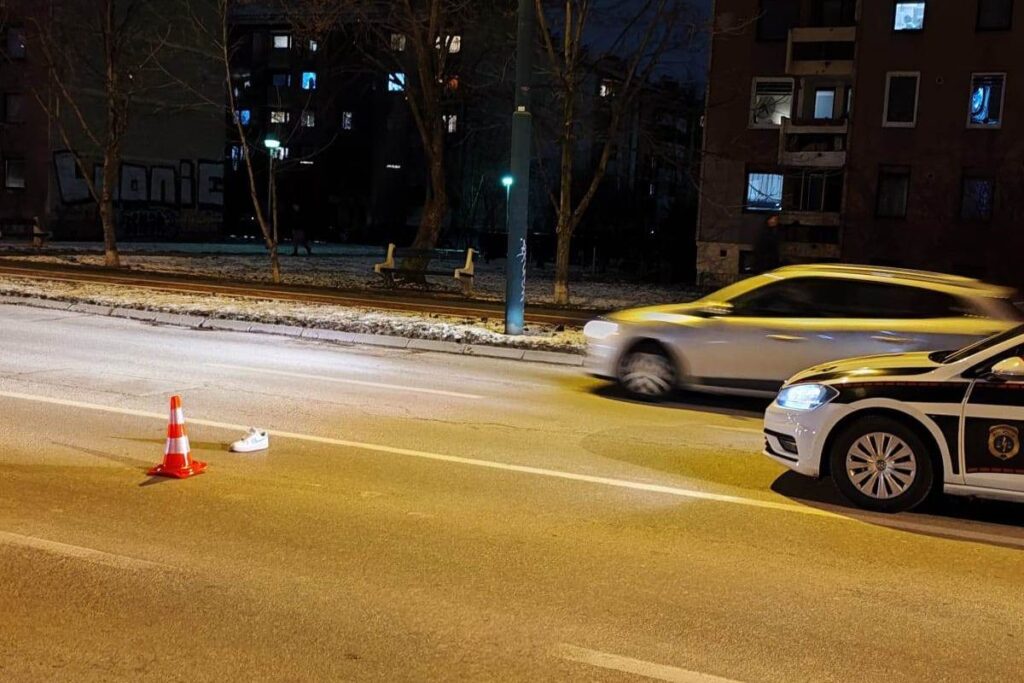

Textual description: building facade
[698,0,1023,287]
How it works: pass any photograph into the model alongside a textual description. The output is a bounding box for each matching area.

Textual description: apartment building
[698,0,1023,287]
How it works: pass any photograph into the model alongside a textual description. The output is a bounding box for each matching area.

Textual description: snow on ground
[0,241,700,310]
[0,276,585,353]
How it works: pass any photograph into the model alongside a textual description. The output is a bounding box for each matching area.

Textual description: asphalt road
[1,303,1023,682]
[0,259,596,326]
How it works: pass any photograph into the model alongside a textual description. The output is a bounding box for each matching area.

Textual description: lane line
[0,530,172,571]
[556,645,743,683]
[206,362,484,400]
[706,425,762,435]
[0,389,841,520]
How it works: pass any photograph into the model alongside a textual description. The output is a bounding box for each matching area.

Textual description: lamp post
[504,0,535,335]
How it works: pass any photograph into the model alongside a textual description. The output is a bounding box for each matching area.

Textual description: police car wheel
[618,344,676,401]
[829,417,934,513]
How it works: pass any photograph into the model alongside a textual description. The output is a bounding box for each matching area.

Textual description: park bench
[374,243,476,296]
[0,221,52,248]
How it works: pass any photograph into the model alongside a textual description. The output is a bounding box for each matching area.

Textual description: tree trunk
[269,162,281,283]
[553,219,572,305]
[99,146,120,268]
[410,136,447,251]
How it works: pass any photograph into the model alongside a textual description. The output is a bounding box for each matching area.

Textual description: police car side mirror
[989,357,1024,381]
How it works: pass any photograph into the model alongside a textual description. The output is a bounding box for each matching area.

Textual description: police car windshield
[939,324,1024,364]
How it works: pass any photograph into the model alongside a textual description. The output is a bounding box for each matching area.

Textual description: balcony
[778,117,848,168]
[786,26,856,77]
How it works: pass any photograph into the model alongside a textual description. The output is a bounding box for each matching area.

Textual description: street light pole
[504,0,535,335]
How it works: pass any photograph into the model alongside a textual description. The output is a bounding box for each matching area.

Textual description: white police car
[764,324,1024,512]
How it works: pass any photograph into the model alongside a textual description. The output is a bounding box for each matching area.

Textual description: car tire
[829,416,935,513]
[617,343,677,401]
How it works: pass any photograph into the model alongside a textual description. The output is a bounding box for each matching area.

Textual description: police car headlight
[584,320,619,340]
[776,384,838,411]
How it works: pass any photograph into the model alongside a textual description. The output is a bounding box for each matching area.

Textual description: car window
[729,277,976,319]
[943,323,1024,364]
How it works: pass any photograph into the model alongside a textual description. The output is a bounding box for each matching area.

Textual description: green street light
[501,175,514,188]
[264,136,281,149]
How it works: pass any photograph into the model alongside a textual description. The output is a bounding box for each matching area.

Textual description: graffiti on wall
[53,151,224,239]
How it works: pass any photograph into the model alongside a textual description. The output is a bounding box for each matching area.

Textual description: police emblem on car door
[988,425,1020,461]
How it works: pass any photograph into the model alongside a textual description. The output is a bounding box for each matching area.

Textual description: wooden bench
[374,243,476,296]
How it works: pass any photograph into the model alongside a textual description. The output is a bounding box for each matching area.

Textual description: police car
[764,324,1024,512]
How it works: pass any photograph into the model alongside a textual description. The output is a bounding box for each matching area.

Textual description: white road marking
[557,645,743,683]
[706,425,762,435]
[206,362,484,400]
[0,530,172,571]
[0,389,841,519]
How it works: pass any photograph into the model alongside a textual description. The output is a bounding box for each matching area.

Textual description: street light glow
[264,137,281,149]
[501,175,514,188]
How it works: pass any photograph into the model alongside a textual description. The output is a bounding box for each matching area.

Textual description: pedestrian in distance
[290,203,312,256]
[32,215,49,250]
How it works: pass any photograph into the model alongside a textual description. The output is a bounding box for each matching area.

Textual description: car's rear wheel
[618,343,676,401]
[829,416,935,513]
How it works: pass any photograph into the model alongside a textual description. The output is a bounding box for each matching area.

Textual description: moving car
[763,324,1024,511]
[585,264,1021,400]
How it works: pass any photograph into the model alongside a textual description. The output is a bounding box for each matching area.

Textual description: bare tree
[289,0,476,251]
[534,0,697,304]
[24,0,171,267]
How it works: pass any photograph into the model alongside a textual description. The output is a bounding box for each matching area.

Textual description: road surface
[1,303,1022,681]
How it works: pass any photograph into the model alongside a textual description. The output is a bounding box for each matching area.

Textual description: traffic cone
[148,395,207,479]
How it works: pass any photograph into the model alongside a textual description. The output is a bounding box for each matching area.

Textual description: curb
[0,294,585,367]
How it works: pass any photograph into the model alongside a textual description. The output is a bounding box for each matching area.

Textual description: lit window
[599,79,617,98]
[272,73,291,87]
[271,147,290,160]
[301,111,315,127]
[876,167,910,218]
[270,110,290,124]
[968,73,1005,127]
[4,93,26,123]
[229,145,243,170]
[893,2,926,31]
[444,75,460,92]
[5,159,26,190]
[813,88,835,119]
[390,33,406,51]
[235,109,252,125]
[750,78,794,128]
[301,72,317,90]
[977,0,1014,30]
[273,34,291,49]
[745,172,783,211]
[309,39,319,52]
[436,35,462,53]
[961,176,994,222]
[444,114,458,133]
[5,28,25,59]
[386,163,402,170]
[388,72,406,92]
[883,72,919,127]
[342,111,353,130]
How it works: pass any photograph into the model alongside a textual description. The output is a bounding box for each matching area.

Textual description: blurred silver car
[585,264,1022,400]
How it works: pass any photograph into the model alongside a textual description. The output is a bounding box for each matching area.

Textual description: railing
[786,26,856,76]
[778,118,848,168]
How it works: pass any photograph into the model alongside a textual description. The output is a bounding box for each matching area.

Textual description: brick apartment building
[697,0,1024,288]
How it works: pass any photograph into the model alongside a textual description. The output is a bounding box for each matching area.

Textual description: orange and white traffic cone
[148,395,207,479]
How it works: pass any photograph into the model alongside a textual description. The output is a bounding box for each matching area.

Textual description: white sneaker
[230,427,269,453]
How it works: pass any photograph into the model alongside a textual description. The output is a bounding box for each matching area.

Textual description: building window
[882,72,919,127]
[599,79,617,98]
[301,72,318,90]
[5,159,25,190]
[388,72,406,92]
[977,0,1014,30]
[876,167,910,218]
[750,78,794,128]
[301,111,315,128]
[757,0,801,41]
[235,108,252,126]
[813,88,836,119]
[308,39,319,52]
[342,111,353,130]
[436,35,462,53]
[390,33,406,51]
[443,114,458,133]
[789,170,844,212]
[745,172,784,211]
[968,73,1005,127]
[4,93,26,123]
[961,175,994,221]
[273,34,291,49]
[270,110,290,124]
[5,27,26,59]
[893,2,926,31]
[272,73,292,87]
